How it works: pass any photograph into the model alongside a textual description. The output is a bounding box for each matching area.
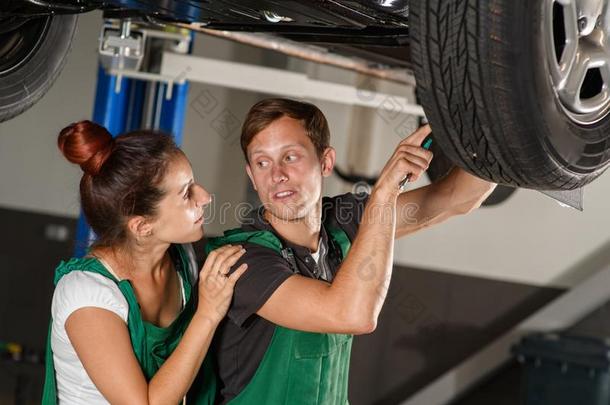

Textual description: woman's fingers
[217,248,246,276]
[227,263,248,285]
[200,245,246,294]
[200,244,230,273]
[201,244,242,276]
[197,246,249,322]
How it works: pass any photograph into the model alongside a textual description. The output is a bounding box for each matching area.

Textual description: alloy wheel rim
[546,0,610,125]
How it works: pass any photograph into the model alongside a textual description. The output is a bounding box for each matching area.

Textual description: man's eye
[184,188,191,200]
[286,155,297,162]
[257,161,269,168]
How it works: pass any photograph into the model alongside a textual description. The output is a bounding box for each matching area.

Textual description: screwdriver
[399,135,433,191]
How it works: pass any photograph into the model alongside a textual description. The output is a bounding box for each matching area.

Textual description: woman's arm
[66,244,247,405]
[66,308,217,405]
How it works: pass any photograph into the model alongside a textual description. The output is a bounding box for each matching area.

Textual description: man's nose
[271,165,288,183]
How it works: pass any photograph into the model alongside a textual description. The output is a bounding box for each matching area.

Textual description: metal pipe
[176,23,416,86]
[120,18,131,39]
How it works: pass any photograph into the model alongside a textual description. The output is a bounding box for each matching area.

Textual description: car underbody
[4,0,414,69]
[1,0,609,192]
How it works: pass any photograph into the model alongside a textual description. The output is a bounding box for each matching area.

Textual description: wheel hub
[546,0,610,125]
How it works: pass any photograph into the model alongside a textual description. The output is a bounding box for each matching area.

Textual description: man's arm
[242,126,494,335]
[395,166,497,238]
[256,131,429,335]
[258,189,397,335]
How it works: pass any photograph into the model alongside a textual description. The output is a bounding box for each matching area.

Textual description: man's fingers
[399,124,431,147]
[393,155,429,184]
[393,151,430,171]
[391,151,430,173]
[395,144,434,163]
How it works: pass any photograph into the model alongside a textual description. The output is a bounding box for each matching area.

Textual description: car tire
[0,15,78,123]
[410,0,610,190]
[427,139,517,206]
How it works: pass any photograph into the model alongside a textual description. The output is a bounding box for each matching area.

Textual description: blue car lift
[73,37,191,257]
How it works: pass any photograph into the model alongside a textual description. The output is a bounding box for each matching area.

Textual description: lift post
[73,21,192,257]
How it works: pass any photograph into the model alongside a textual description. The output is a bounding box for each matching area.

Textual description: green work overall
[41,245,216,405]
[206,225,353,405]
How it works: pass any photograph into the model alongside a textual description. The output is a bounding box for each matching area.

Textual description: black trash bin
[512,332,610,405]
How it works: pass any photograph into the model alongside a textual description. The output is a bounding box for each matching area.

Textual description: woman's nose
[195,184,212,206]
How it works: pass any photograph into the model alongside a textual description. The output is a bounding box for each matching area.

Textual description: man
[207,98,496,404]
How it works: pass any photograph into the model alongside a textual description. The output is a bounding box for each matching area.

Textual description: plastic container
[512,332,610,405]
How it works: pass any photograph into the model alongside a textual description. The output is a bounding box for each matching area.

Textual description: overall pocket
[286,331,352,405]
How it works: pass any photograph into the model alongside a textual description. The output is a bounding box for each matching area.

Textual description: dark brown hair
[240,98,330,162]
[58,120,182,247]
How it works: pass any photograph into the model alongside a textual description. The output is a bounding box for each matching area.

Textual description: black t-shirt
[212,192,369,404]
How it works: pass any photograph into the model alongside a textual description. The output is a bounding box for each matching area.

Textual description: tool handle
[398,134,434,190]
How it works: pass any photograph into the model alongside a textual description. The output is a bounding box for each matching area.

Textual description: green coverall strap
[205,228,284,255]
[42,245,217,405]
[207,225,354,405]
[43,257,115,405]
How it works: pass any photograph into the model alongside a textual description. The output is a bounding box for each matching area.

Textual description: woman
[42,120,247,404]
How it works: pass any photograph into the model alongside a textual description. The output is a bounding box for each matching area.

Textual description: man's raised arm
[257,127,434,334]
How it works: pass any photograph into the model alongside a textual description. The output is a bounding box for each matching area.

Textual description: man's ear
[321,147,336,177]
[246,164,257,191]
[127,216,153,239]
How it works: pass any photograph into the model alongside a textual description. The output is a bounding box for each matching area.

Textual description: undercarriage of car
[1,0,609,193]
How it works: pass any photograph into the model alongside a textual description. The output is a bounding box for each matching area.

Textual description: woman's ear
[321,147,336,177]
[127,216,153,240]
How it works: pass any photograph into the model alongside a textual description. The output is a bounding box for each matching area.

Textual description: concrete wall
[0,12,608,290]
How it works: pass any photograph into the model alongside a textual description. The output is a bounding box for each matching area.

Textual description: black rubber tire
[0,15,78,123]
[410,0,610,190]
[427,139,517,206]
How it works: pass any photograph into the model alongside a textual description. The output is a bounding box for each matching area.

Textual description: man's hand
[392,125,497,238]
[373,125,434,199]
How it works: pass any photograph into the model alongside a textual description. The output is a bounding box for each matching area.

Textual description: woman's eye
[286,154,297,162]
[257,160,269,168]
[184,188,191,200]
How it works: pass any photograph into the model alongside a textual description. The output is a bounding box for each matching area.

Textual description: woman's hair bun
[58,120,114,176]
